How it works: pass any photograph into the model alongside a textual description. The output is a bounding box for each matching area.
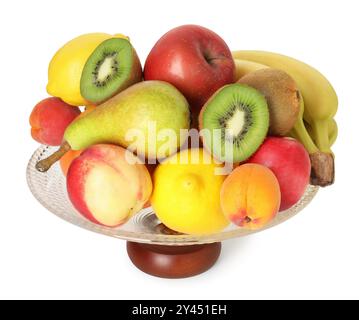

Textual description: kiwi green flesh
[80,38,134,104]
[201,84,269,163]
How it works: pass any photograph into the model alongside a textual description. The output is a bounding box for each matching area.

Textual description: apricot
[67,144,152,227]
[29,97,80,146]
[220,163,280,230]
[60,149,83,176]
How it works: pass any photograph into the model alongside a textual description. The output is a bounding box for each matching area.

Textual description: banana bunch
[232,51,338,187]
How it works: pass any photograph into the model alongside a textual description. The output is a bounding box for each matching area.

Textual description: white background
[0,0,358,300]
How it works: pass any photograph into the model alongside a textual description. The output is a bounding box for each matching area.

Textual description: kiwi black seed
[199,84,269,163]
[80,38,142,104]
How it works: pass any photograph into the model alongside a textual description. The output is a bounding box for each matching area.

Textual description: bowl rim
[27,145,319,246]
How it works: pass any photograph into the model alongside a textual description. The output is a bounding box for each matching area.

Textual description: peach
[29,97,81,146]
[247,137,310,211]
[67,144,152,227]
[220,163,280,230]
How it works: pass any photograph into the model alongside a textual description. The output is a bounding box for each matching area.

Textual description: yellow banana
[234,59,268,81]
[288,95,334,186]
[306,118,338,147]
[289,94,318,154]
[328,119,338,147]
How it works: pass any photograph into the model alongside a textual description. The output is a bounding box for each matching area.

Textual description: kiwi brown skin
[238,68,300,136]
[123,50,143,98]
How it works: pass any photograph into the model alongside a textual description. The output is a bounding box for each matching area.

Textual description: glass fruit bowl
[27,145,319,246]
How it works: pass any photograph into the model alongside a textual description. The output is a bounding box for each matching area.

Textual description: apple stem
[35,141,71,173]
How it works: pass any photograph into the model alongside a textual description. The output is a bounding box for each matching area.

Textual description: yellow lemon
[47,33,128,106]
[151,148,229,235]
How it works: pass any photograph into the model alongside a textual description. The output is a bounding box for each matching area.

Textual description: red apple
[144,25,235,115]
[247,137,311,211]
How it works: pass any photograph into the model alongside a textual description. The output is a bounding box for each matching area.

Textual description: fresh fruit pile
[30,25,338,235]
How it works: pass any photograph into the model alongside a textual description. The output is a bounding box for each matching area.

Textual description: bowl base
[126,242,222,278]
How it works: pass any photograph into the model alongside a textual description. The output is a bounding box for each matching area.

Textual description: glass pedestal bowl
[27,146,319,278]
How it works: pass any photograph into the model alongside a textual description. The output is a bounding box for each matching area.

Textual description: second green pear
[64,81,190,159]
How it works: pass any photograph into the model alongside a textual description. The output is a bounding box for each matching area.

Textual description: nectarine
[67,144,152,227]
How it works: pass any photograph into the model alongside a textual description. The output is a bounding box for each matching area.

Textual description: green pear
[64,80,190,159]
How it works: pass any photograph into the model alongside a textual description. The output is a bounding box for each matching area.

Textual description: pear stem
[36,141,71,173]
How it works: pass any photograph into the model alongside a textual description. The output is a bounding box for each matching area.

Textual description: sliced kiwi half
[80,38,142,104]
[199,84,269,163]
